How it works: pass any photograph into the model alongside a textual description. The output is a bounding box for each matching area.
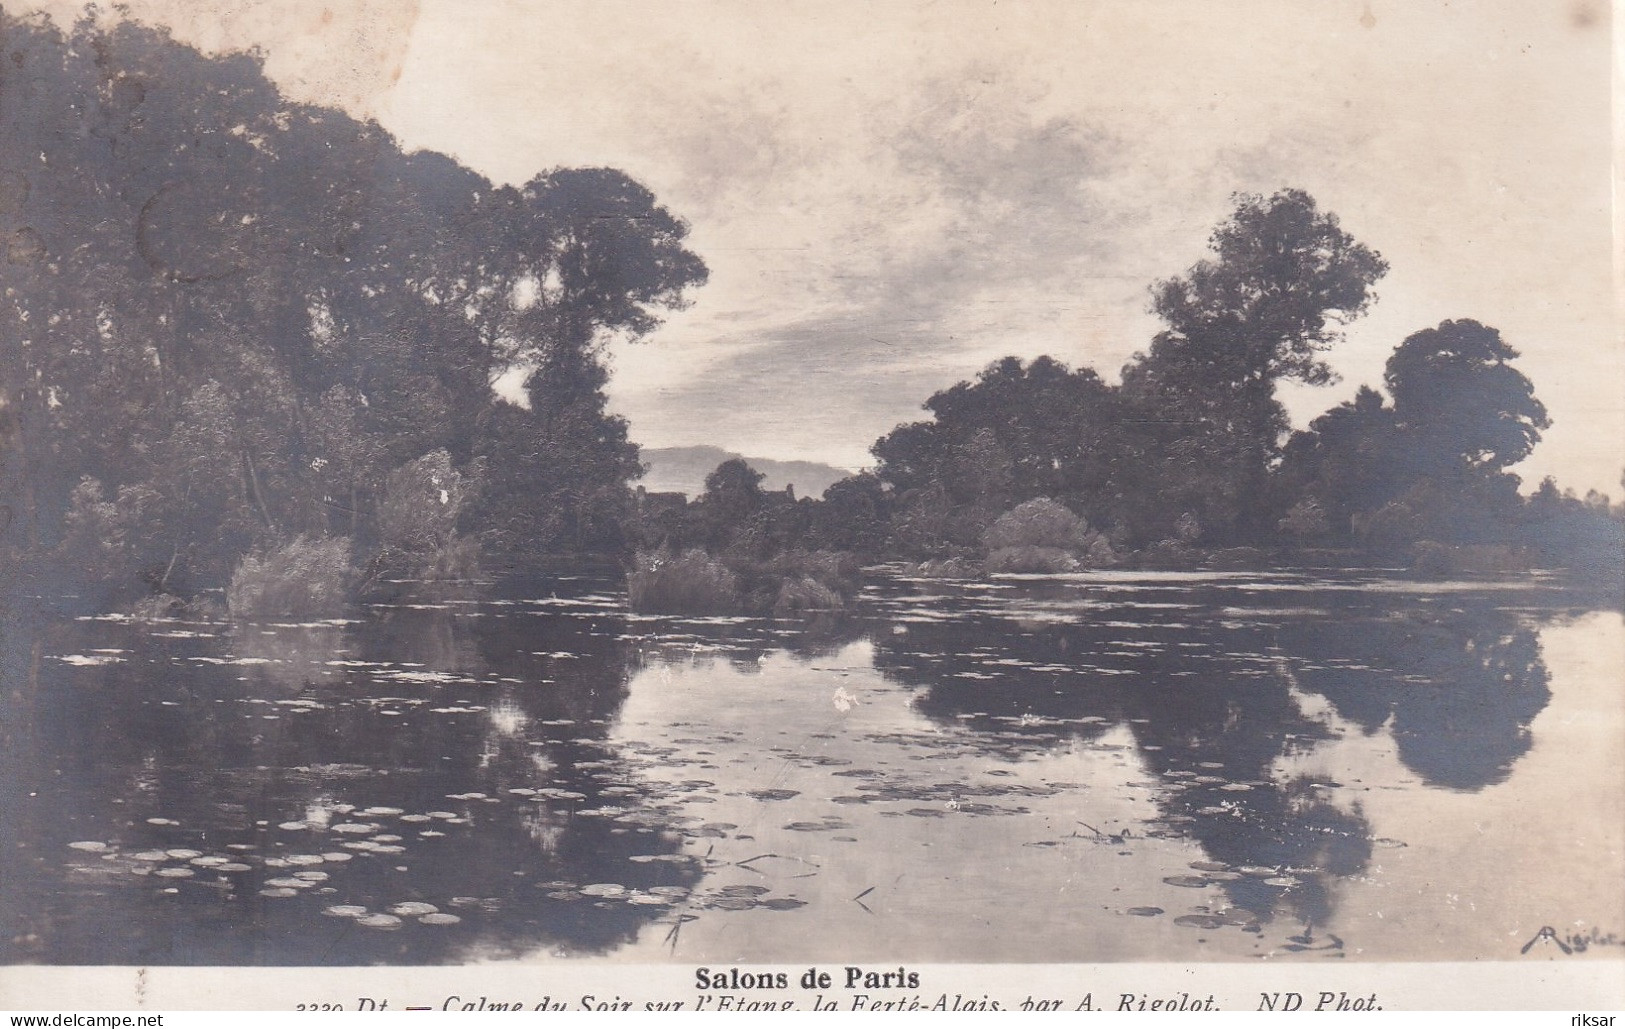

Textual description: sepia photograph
[0,0,1620,1011]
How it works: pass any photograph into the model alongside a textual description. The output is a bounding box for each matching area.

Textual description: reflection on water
[1,570,1619,964]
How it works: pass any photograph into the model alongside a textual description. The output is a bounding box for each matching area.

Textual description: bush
[627,549,739,614]
[1411,541,1533,578]
[1084,535,1118,566]
[981,498,1116,573]
[1138,539,1196,568]
[766,550,861,592]
[1207,546,1269,571]
[915,556,980,578]
[57,476,162,588]
[1278,498,1330,541]
[227,536,355,621]
[983,498,1090,552]
[773,576,845,613]
[377,450,469,552]
[417,535,483,581]
[1410,540,1458,578]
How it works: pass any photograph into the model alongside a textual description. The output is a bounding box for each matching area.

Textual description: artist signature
[1520,926,1622,955]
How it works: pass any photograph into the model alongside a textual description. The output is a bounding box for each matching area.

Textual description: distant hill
[637,446,854,499]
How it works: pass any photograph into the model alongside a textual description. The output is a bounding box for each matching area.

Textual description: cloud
[607,66,1154,465]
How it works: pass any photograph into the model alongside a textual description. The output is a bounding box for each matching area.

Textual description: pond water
[2,568,1620,965]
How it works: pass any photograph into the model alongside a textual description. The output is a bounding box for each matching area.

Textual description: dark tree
[1121,189,1388,540]
[1276,385,1403,539]
[1384,319,1549,477]
[871,356,1121,554]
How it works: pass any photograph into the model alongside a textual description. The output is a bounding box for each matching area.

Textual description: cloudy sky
[24,0,1622,494]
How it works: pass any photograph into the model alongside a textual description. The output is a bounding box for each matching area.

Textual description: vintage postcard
[0,0,1620,1013]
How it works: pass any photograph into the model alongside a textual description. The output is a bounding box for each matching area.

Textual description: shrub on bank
[983,498,1090,552]
[765,549,861,593]
[914,556,980,578]
[227,536,354,621]
[773,576,845,613]
[1410,541,1535,578]
[627,548,740,614]
[982,498,1114,573]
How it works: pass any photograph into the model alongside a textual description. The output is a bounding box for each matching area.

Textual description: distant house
[634,486,689,518]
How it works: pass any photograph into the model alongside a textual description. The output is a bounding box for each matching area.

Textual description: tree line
[637,189,1622,595]
[1,11,1616,619]
[0,11,705,613]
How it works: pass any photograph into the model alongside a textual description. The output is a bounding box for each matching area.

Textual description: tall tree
[1121,189,1388,540]
[1384,319,1549,478]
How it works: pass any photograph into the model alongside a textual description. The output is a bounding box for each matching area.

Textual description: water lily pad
[717,884,771,898]
[284,854,325,866]
[217,862,253,873]
[292,870,329,882]
[398,814,432,823]
[419,913,461,925]
[1188,860,1229,872]
[264,877,312,889]
[154,867,195,878]
[580,883,625,897]
[320,852,353,862]
[356,913,403,930]
[278,821,310,831]
[389,902,439,916]
[708,896,758,910]
[130,850,169,862]
[648,886,689,897]
[68,841,110,852]
[330,823,378,835]
[1162,875,1211,888]
[259,887,299,899]
[1126,907,1164,917]
[323,905,368,918]
[362,807,404,817]
[747,788,800,801]
[759,897,808,910]
[1174,914,1227,929]
[189,856,229,867]
[145,818,179,826]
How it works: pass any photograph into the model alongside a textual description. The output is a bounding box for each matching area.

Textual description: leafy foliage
[0,11,704,609]
[226,536,354,621]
